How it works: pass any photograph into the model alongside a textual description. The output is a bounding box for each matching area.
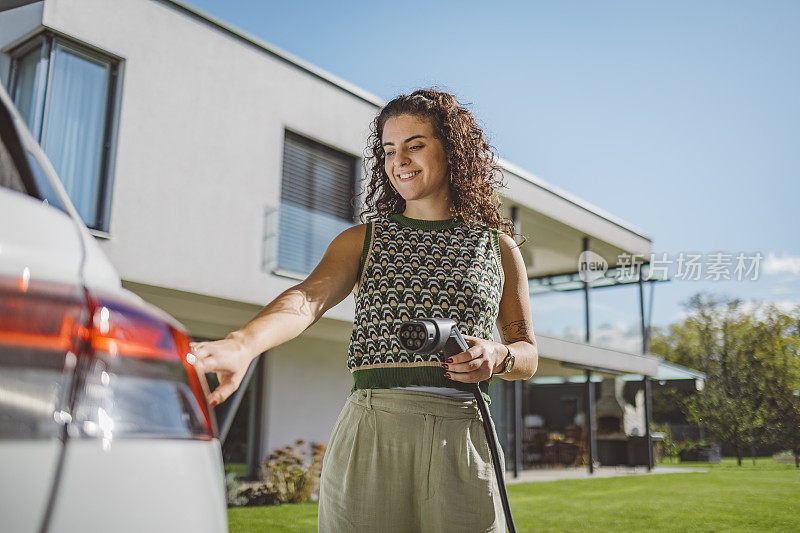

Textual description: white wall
[38,0,378,321]
[264,335,353,455]
[0,1,43,87]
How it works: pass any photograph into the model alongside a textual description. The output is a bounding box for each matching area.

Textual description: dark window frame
[7,30,123,235]
[281,128,359,223]
[275,128,361,277]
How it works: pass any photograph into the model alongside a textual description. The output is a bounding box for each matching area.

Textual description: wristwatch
[499,346,515,374]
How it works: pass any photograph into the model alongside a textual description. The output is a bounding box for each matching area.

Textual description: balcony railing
[263,202,355,279]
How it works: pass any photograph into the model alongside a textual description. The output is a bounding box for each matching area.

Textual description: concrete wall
[0,1,43,87]
[38,0,378,321]
[264,335,352,454]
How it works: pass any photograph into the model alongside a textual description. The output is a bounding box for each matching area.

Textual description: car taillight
[0,276,215,444]
[171,325,215,436]
[68,293,217,444]
[0,277,87,439]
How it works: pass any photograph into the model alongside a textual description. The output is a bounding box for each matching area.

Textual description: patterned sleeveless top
[347,213,505,405]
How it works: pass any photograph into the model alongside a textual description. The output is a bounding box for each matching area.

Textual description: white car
[0,83,228,532]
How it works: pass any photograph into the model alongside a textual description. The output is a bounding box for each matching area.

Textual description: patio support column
[246,354,267,480]
[510,206,523,477]
[643,376,654,470]
[513,380,522,477]
[638,269,647,354]
[505,380,514,474]
[585,369,597,474]
[583,236,591,344]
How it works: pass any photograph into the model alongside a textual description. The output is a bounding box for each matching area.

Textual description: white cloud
[763,252,800,276]
[532,297,617,314]
[769,286,794,295]
[591,321,644,353]
[669,308,692,323]
[737,299,800,318]
[556,321,644,354]
[665,298,800,325]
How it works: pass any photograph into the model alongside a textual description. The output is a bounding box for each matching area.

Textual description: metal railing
[263,201,355,277]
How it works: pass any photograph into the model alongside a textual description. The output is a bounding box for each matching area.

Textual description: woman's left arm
[442,232,539,383]
[493,231,538,381]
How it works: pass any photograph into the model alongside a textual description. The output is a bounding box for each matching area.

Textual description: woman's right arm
[191,223,367,406]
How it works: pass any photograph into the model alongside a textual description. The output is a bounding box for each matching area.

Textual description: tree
[759,304,800,468]
[650,292,779,466]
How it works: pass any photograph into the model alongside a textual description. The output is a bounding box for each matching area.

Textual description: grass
[227,458,800,532]
[225,462,248,475]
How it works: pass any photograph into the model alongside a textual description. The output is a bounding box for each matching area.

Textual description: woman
[191,89,538,532]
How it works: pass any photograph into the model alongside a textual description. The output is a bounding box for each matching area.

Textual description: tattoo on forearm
[501,320,534,344]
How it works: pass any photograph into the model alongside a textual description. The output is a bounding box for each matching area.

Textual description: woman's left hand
[442,334,506,383]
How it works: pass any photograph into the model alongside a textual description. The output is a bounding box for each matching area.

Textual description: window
[8,32,120,232]
[277,130,358,275]
[0,102,30,195]
[0,90,67,214]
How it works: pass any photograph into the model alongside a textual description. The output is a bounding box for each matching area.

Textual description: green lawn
[227,458,799,532]
[225,462,248,475]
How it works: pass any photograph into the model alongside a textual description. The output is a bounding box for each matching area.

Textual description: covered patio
[486,165,700,476]
[491,349,706,477]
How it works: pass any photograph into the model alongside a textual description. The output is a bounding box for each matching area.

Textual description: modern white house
[1,0,700,477]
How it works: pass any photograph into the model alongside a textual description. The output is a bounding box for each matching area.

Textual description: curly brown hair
[354,88,525,246]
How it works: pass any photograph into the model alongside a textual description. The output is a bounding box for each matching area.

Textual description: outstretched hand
[441,334,506,383]
[190,335,258,407]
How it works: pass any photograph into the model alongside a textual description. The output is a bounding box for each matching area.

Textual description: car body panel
[1,83,86,533]
[1,61,227,533]
[0,441,62,533]
[0,188,83,281]
[48,440,228,533]
[1,83,122,294]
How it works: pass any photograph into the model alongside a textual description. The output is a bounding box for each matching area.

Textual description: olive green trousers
[317,388,507,532]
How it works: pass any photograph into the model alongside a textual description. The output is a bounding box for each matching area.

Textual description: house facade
[1,0,679,476]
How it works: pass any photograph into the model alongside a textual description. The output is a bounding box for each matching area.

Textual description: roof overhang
[532,334,660,378]
[497,163,653,279]
[623,359,706,381]
[0,0,41,12]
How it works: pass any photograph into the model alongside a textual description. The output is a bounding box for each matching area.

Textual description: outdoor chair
[558,441,582,465]
[563,425,588,466]
[523,428,548,467]
[543,440,558,466]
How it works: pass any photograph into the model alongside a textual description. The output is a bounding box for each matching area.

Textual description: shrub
[227,439,327,506]
[677,439,721,463]
[260,439,327,504]
[652,422,679,463]
[238,482,281,507]
[225,439,327,507]
[225,471,247,507]
[772,450,796,464]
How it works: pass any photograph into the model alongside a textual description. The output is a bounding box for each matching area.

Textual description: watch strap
[499,346,513,374]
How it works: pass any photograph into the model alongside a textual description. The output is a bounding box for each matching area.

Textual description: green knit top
[347,213,505,405]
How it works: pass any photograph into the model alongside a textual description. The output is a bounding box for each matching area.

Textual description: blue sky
[186,0,799,351]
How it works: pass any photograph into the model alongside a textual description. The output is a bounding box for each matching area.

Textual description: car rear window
[24,150,67,213]
[0,133,28,195]
[0,101,68,213]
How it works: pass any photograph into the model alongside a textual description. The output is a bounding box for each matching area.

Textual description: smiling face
[382,114,450,205]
